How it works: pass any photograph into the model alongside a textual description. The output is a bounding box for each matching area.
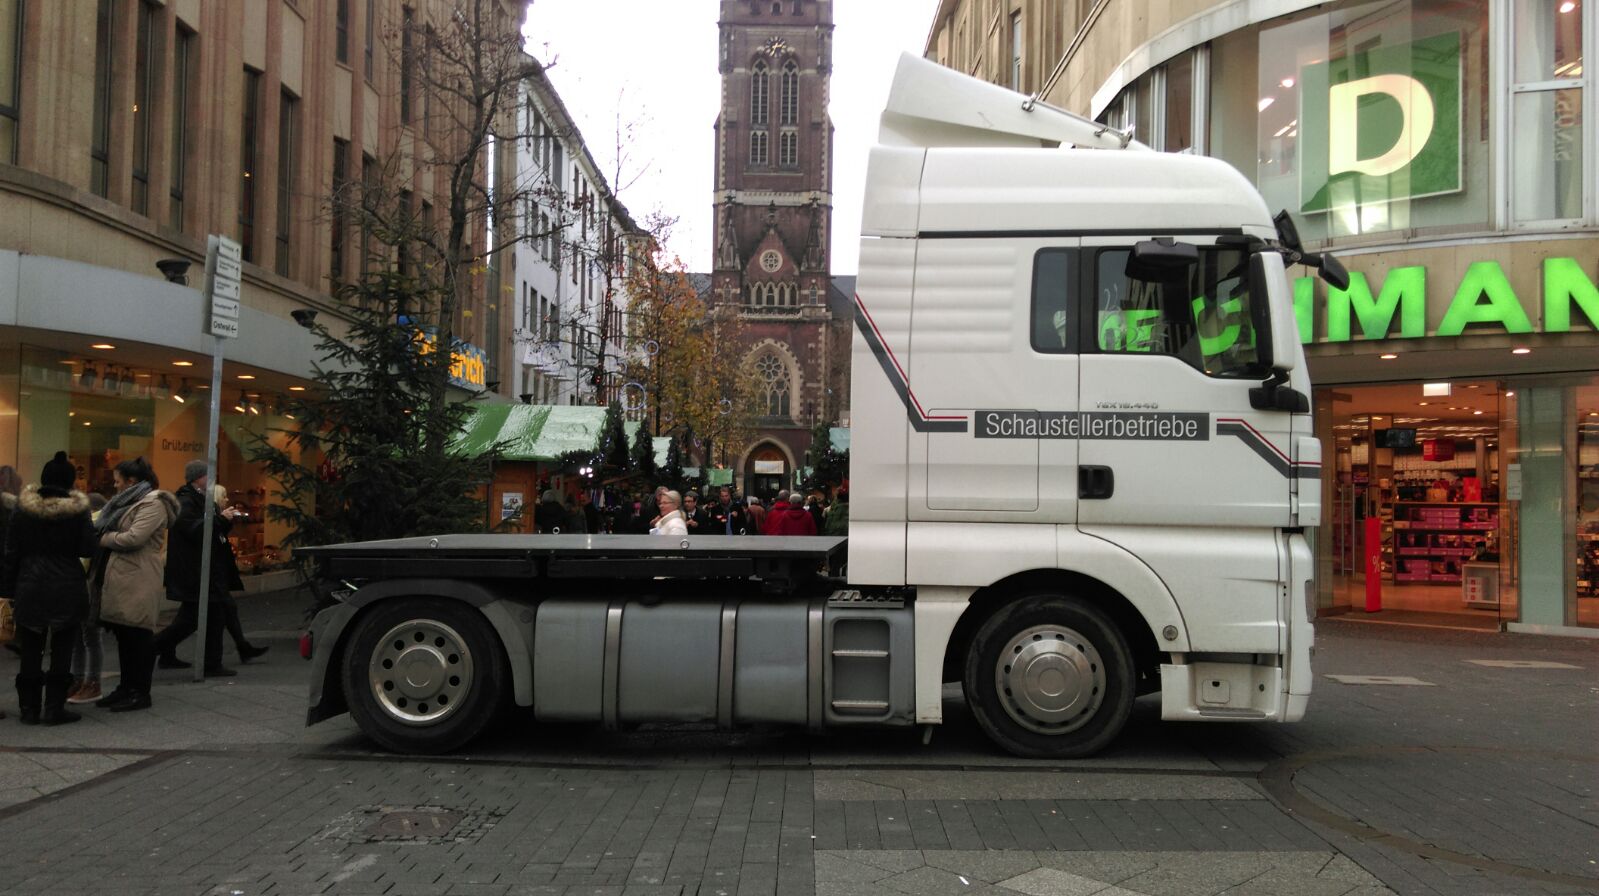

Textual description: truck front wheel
[340,598,507,754]
[963,594,1135,758]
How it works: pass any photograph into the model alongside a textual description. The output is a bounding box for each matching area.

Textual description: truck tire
[963,594,1135,758]
[340,598,507,754]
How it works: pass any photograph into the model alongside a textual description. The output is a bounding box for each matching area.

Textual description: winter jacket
[703,501,750,536]
[535,499,570,534]
[652,510,688,536]
[95,488,180,630]
[164,483,240,603]
[823,501,849,536]
[746,503,767,534]
[0,486,95,630]
[763,504,817,536]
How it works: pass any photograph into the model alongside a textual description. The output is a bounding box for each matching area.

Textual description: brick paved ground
[0,591,1593,896]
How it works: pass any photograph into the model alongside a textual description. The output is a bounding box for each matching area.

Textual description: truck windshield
[1094,247,1266,379]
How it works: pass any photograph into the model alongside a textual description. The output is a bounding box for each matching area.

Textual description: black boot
[238,644,269,662]
[40,673,81,725]
[14,673,42,725]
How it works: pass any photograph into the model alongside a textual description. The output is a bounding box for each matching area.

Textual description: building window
[130,1,155,216]
[1,0,24,164]
[780,59,798,124]
[1163,50,1193,154]
[751,59,769,124]
[360,152,376,274]
[779,129,797,166]
[400,6,414,124]
[240,68,262,263]
[396,188,412,276]
[1010,11,1023,91]
[275,90,298,277]
[330,138,349,283]
[1224,1,1492,243]
[364,0,375,81]
[1512,0,1587,224]
[750,129,768,165]
[755,352,791,417]
[169,25,194,231]
[336,0,349,64]
[90,0,112,197]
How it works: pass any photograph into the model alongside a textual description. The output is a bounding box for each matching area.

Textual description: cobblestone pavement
[0,591,1593,896]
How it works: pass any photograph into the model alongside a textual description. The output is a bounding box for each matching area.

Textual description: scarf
[95,480,152,533]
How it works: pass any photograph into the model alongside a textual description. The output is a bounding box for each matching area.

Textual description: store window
[1242,1,1493,242]
[1098,48,1203,152]
[1511,0,1586,225]
[10,344,300,574]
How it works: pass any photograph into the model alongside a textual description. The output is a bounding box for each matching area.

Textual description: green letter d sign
[1299,32,1461,213]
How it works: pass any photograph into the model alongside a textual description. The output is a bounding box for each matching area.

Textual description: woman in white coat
[651,490,688,536]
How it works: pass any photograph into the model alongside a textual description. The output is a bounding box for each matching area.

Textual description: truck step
[831,699,891,712]
[831,649,890,658]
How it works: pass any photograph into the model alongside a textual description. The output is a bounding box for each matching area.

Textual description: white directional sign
[207,235,242,339]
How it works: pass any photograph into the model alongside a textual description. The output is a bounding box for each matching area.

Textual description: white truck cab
[847,54,1339,756]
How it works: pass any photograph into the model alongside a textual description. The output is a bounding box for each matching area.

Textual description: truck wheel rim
[994,624,1106,735]
[370,619,474,726]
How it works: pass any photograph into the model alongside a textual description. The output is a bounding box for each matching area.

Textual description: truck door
[1075,239,1294,530]
[906,238,1078,524]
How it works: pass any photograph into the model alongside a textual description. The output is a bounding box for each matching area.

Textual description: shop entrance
[1323,381,1516,627]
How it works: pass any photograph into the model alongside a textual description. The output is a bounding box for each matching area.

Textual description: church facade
[702,0,852,500]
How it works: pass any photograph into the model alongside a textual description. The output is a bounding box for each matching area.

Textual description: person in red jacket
[764,492,818,536]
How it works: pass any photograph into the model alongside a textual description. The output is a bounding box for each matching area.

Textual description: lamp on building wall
[156,258,192,285]
[173,379,192,403]
[291,309,318,328]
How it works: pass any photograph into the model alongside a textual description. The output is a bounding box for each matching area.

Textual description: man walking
[153,460,238,677]
[704,487,749,535]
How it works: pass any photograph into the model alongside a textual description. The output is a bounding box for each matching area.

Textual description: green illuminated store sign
[1292,257,1599,344]
[1299,32,1462,212]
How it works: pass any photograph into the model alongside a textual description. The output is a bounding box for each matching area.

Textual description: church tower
[712,0,842,498]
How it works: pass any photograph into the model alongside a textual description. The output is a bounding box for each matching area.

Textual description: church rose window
[756,353,791,417]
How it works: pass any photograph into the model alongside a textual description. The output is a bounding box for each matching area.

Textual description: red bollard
[1364,516,1383,612]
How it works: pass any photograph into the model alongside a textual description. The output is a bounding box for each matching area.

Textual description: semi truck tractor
[299,54,1348,757]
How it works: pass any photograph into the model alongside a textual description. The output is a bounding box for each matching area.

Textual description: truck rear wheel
[341,598,507,754]
[963,594,1135,758]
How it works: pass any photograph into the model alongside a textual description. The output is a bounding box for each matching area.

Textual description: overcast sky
[523,1,941,276]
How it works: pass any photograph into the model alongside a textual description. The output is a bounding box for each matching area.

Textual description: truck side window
[1093,247,1265,378]
[1030,248,1072,353]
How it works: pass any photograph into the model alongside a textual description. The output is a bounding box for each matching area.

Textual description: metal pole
[193,335,224,682]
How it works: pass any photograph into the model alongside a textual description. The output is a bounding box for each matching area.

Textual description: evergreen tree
[801,418,849,494]
[602,400,629,475]
[661,437,684,490]
[252,271,498,552]
[630,419,656,480]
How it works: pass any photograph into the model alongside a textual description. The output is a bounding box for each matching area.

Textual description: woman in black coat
[0,452,95,725]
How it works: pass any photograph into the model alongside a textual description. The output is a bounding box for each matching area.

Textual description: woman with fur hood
[0,452,96,725]
[89,457,179,713]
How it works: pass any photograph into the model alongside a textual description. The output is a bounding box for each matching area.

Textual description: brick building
[702,0,852,499]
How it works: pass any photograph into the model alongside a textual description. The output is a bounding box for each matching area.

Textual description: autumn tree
[623,246,759,474]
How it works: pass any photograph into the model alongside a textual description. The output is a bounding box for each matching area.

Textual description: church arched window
[751,60,769,125]
[755,352,791,417]
[779,130,797,167]
[780,60,799,125]
[749,130,768,166]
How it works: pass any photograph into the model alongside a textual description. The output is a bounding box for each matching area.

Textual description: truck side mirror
[1249,252,1297,375]
[1316,253,1350,291]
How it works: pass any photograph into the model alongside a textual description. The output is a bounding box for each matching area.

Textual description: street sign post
[194,235,241,681]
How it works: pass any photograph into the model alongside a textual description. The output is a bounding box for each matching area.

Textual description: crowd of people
[0,455,268,724]
[530,484,849,538]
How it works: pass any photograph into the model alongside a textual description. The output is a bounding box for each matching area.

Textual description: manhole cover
[318,805,504,844]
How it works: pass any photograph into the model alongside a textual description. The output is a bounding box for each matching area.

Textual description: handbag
[0,597,15,645]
